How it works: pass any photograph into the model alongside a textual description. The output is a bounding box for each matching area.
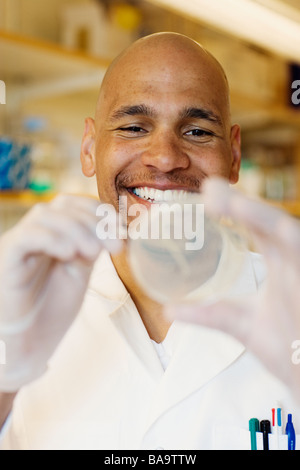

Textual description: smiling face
[80,33,242,324]
[81,32,241,213]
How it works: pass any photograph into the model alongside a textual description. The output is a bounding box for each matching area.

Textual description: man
[0,32,299,450]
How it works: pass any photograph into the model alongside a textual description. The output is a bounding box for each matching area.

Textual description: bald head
[95,32,231,128]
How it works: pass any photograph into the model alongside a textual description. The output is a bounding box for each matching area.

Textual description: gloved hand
[0,194,121,392]
[165,177,300,401]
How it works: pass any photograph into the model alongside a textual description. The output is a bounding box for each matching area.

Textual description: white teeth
[132,187,189,203]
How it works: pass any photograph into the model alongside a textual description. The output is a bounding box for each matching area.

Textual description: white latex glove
[165,177,300,401]
[0,194,122,392]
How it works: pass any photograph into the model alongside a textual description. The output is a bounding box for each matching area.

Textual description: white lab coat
[1,250,299,450]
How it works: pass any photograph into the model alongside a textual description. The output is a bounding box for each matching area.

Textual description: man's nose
[141,131,190,172]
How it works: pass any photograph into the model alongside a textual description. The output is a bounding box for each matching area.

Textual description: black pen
[260,420,271,450]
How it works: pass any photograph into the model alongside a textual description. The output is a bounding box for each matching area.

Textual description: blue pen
[274,407,283,449]
[286,414,296,450]
[277,408,282,431]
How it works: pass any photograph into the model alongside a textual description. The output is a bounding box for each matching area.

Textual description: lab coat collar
[88,251,165,381]
[145,322,245,430]
[88,250,128,304]
[87,250,262,430]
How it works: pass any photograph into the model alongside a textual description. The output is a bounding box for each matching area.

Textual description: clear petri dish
[128,195,249,304]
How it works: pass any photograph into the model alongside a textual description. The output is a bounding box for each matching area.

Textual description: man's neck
[111,249,171,343]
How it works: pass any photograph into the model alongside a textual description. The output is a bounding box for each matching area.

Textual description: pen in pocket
[286,414,296,450]
[249,418,259,450]
[260,420,270,451]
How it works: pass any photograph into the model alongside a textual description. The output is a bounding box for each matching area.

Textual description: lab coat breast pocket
[213,424,259,450]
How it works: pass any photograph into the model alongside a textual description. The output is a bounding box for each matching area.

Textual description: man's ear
[80,117,96,177]
[229,124,242,184]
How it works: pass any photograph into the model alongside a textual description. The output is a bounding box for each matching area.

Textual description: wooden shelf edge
[0,190,56,207]
[0,29,112,69]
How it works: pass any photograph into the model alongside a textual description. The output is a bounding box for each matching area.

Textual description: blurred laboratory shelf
[0,189,53,233]
[0,29,110,97]
[0,189,55,207]
[0,189,100,206]
[0,29,111,137]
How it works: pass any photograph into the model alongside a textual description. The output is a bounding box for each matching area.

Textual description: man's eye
[119,126,145,133]
[185,129,214,138]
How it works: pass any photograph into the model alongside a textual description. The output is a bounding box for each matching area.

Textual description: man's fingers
[202,177,300,263]
[9,219,100,264]
[44,195,123,254]
[203,177,281,233]
[3,195,122,265]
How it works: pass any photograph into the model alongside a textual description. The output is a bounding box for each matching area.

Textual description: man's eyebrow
[109,104,222,126]
[110,104,156,122]
[180,107,222,126]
